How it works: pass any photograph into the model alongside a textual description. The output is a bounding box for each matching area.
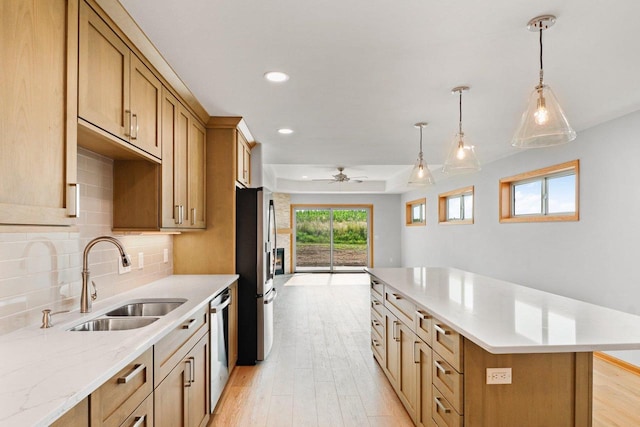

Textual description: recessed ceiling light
[302,175,308,179]
[264,71,289,83]
[278,128,294,135]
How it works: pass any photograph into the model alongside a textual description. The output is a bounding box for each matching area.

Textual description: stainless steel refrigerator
[235,187,277,365]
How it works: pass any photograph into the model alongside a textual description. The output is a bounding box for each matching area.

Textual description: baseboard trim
[594,351,640,376]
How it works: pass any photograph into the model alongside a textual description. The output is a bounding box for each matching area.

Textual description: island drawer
[370,277,384,299]
[371,315,384,339]
[415,307,433,346]
[432,385,463,427]
[432,354,463,415]
[371,293,384,318]
[384,286,415,328]
[432,317,464,373]
[119,393,153,427]
[371,328,385,365]
[154,304,208,387]
[90,348,153,427]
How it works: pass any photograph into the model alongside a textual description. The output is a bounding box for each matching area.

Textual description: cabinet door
[236,134,245,185]
[187,118,206,228]
[154,359,189,427]
[0,0,77,226]
[78,1,130,141]
[384,309,400,388]
[161,88,180,227]
[416,341,434,427]
[243,144,251,186]
[398,322,419,422]
[130,54,162,159]
[187,335,210,427]
[50,397,89,427]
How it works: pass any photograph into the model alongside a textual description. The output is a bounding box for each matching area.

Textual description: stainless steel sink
[105,299,185,317]
[68,317,158,331]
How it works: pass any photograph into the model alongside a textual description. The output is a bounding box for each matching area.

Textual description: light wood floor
[209,274,640,427]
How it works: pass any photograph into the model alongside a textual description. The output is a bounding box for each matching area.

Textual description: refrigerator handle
[264,288,278,305]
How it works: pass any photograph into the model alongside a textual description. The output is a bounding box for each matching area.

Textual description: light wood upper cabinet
[188,118,206,228]
[236,130,251,187]
[78,0,161,162]
[0,0,78,226]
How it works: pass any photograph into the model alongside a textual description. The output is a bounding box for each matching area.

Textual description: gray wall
[289,193,402,268]
[401,110,640,365]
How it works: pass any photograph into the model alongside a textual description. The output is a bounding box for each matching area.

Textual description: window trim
[405,198,426,226]
[499,159,579,223]
[438,186,474,225]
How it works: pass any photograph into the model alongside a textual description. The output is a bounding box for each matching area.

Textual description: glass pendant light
[443,86,480,173]
[408,122,434,185]
[512,15,576,148]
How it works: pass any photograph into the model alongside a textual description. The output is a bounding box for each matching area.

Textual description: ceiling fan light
[512,84,576,147]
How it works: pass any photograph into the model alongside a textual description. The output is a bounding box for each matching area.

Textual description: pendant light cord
[419,125,423,155]
[539,28,544,86]
[458,90,463,135]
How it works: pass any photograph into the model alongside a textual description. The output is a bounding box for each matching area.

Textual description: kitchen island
[366,267,640,427]
[0,274,238,427]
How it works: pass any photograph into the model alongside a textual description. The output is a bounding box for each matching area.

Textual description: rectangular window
[499,160,579,223]
[438,186,474,224]
[406,198,426,226]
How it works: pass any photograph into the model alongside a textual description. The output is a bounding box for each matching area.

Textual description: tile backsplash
[0,148,173,334]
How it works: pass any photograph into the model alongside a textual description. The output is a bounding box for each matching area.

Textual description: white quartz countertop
[366,267,640,355]
[0,274,238,427]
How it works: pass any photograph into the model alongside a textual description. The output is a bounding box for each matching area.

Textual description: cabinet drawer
[371,314,385,339]
[154,304,208,387]
[120,393,154,427]
[90,348,153,427]
[415,308,433,346]
[432,385,463,427]
[371,294,384,318]
[371,330,385,365]
[432,318,464,373]
[370,277,384,299]
[385,287,415,328]
[432,355,463,415]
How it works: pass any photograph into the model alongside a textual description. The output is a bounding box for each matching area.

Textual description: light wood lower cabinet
[416,341,435,427]
[1,0,78,226]
[50,397,88,427]
[155,334,209,427]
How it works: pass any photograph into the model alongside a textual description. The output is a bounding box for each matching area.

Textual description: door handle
[211,296,231,313]
[264,288,278,305]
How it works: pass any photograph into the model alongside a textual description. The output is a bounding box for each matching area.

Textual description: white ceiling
[119,0,640,193]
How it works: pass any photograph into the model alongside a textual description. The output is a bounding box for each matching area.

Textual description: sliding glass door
[294,206,371,272]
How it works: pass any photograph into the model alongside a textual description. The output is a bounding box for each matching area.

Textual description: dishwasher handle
[210,294,231,314]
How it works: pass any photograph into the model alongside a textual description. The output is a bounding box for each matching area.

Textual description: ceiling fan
[313,167,368,183]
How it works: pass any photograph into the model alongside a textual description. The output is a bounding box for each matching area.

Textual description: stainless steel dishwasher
[210,289,231,412]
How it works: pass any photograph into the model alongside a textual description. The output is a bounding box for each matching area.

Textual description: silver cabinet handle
[372,339,381,347]
[174,205,180,225]
[125,110,132,137]
[434,324,449,335]
[371,319,381,327]
[434,397,451,413]
[416,310,430,320]
[189,356,195,384]
[414,341,420,364]
[131,113,138,139]
[182,318,197,329]
[184,359,192,387]
[191,208,196,225]
[434,360,450,374]
[392,320,400,342]
[371,299,381,306]
[179,205,184,225]
[131,415,146,427]
[391,293,402,300]
[67,183,80,218]
[118,363,145,384]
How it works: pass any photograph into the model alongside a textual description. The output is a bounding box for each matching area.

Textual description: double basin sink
[68,299,186,331]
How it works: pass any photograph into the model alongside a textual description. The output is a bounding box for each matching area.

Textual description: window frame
[438,186,474,225]
[405,198,426,226]
[499,160,579,223]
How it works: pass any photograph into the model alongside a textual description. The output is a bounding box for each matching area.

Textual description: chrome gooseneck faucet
[81,236,132,313]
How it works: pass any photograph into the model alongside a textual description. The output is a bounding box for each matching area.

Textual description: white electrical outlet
[163,248,169,263]
[486,368,512,384]
[118,259,131,274]
[138,252,144,269]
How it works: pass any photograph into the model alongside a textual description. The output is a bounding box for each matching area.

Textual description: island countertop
[366,267,640,354]
[0,274,238,427]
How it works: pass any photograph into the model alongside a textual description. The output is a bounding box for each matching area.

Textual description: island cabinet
[0,0,78,226]
[50,397,88,427]
[368,272,592,427]
[78,0,162,162]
